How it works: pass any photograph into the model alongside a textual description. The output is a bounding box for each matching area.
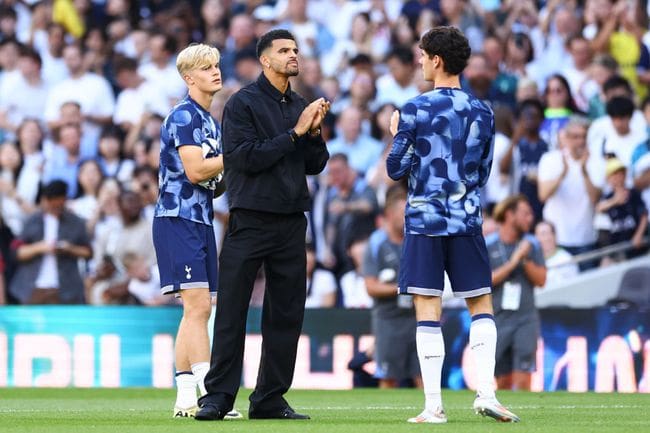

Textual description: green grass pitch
[1,388,648,433]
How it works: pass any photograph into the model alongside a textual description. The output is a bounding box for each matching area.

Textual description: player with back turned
[387,26,519,424]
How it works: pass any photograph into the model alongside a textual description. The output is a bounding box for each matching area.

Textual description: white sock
[191,362,210,397]
[470,314,497,399]
[416,321,445,412]
[175,371,197,408]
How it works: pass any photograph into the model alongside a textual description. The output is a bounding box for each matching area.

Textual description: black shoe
[195,403,229,421]
[249,406,310,420]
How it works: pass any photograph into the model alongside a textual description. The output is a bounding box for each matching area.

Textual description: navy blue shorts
[152,216,218,295]
[398,233,491,298]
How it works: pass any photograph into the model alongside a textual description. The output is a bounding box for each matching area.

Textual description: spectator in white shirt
[122,252,167,306]
[591,96,647,170]
[340,236,373,309]
[534,220,579,286]
[44,43,115,158]
[0,37,20,89]
[137,32,186,107]
[277,0,335,59]
[0,46,48,138]
[97,127,134,186]
[0,141,33,234]
[305,243,337,308]
[561,35,595,112]
[375,46,418,108]
[538,116,604,269]
[630,97,650,212]
[37,23,68,86]
[587,75,647,152]
[15,119,44,206]
[113,56,169,133]
[68,159,103,222]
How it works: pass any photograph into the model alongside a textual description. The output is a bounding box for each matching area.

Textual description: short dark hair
[419,26,471,75]
[350,53,372,67]
[517,98,544,119]
[603,75,632,96]
[235,47,258,63]
[113,56,138,74]
[151,32,177,55]
[19,45,41,67]
[41,180,68,199]
[329,153,349,165]
[385,46,414,66]
[256,29,295,58]
[0,6,17,21]
[0,37,19,49]
[100,125,124,141]
[606,96,635,118]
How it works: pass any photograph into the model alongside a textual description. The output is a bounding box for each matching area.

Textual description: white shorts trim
[401,286,444,297]
[160,281,210,295]
[453,286,491,298]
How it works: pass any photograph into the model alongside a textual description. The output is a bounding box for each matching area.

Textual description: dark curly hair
[419,26,471,75]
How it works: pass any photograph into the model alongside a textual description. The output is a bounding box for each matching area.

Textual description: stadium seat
[608,266,650,308]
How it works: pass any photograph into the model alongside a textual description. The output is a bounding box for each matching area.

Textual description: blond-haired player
[152,43,239,419]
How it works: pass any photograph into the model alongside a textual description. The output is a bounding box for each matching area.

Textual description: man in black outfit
[196,29,330,421]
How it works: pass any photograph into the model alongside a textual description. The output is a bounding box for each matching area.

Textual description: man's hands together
[294,98,331,137]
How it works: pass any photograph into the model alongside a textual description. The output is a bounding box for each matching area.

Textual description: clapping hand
[294,101,321,136]
[512,239,532,264]
[389,110,400,137]
[310,98,330,131]
[295,98,330,136]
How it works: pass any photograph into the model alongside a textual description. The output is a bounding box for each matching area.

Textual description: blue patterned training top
[155,95,221,226]
[386,87,494,236]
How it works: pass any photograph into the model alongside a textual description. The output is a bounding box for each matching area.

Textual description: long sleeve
[222,96,296,174]
[386,101,417,180]
[304,135,329,175]
[478,116,495,188]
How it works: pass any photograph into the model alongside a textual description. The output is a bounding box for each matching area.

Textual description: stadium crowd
[0,0,650,307]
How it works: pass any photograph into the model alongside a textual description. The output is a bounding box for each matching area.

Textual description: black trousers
[201,209,307,411]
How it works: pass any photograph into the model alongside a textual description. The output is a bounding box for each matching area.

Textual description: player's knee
[183,298,212,322]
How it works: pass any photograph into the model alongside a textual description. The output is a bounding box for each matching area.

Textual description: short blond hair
[176,43,220,77]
